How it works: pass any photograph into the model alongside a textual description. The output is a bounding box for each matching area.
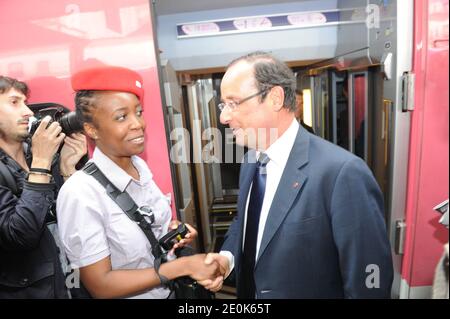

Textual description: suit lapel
[256,126,310,264]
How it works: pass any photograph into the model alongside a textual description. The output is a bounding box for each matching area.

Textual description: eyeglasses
[218,88,269,112]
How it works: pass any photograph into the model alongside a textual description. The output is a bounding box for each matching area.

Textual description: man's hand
[31,116,65,169]
[197,253,229,292]
[184,254,221,282]
[59,133,87,177]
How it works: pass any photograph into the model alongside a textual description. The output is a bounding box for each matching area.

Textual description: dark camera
[159,223,189,251]
[28,103,83,136]
[158,224,214,299]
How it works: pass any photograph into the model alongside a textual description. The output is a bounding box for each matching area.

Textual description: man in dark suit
[200,52,393,298]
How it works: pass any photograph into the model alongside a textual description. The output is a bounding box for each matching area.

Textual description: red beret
[71,66,144,101]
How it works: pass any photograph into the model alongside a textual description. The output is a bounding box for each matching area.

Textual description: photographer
[0,76,87,298]
[56,66,219,299]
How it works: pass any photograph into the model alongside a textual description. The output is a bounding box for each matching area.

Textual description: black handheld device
[159,223,189,251]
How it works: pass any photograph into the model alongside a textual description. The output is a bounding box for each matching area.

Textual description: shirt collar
[262,119,299,167]
[92,147,152,192]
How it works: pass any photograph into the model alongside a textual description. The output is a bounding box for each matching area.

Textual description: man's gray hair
[228,51,297,112]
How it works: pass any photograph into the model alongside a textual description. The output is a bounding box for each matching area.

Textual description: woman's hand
[197,253,229,292]
[184,254,220,282]
[168,220,198,252]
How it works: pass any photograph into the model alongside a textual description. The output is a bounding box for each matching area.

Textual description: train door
[181,77,216,251]
[328,70,372,162]
[160,60,204,250]
[400,0,449,298]
[304,66,392,220]
[182,74,244,254]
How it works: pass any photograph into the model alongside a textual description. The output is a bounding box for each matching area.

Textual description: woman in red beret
[56,66,220,298]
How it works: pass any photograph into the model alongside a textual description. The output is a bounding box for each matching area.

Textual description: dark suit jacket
[222,125,393,298]
[0,149,68,299]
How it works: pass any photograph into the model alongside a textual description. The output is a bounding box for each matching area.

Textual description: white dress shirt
[57,147,172,299]
[221,119,300,274]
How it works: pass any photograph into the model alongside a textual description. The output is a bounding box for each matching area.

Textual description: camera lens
[58,112,83,135]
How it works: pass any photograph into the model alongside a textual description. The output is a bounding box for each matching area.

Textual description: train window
[332,72,349,150]
[313,72,331,139]
[351,73,368,160]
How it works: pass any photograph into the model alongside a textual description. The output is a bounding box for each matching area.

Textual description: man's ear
[268,86,284,112]
[83,122,98,140]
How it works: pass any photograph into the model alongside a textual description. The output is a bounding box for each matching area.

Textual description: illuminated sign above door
[177,8,366,39]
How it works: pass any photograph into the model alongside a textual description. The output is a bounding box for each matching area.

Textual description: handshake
[165,221,229,292]
[184,253,230,293]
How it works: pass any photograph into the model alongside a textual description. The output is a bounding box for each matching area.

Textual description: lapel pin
[293,182,300,188]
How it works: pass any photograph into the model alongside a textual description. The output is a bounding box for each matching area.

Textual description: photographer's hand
[29,116,65,183]
[60,133,87,179]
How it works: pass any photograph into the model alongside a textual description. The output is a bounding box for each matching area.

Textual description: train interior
[153,0,410,298]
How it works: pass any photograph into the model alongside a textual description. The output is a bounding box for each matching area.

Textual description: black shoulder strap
[0,160,19,195]
[82,162,163,260]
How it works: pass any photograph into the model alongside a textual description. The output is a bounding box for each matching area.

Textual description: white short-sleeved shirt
[57,147,172,299]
